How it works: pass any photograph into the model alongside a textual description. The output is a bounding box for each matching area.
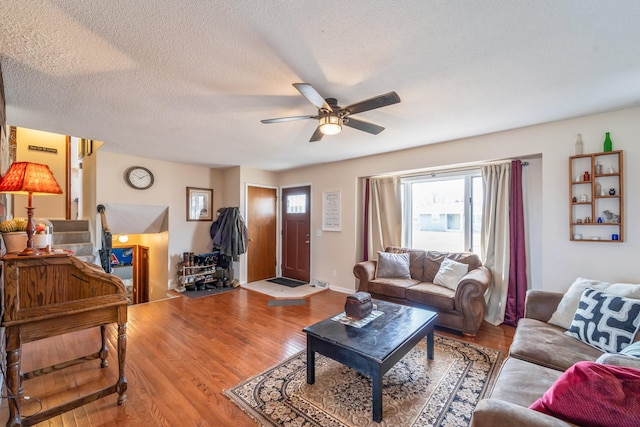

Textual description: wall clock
[124,166,154,190]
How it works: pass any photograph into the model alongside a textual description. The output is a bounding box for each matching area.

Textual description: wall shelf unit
[569,150,624,242]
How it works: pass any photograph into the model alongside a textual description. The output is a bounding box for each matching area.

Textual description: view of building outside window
[403,174,483,254]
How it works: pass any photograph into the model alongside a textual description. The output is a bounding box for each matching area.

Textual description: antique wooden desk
[0,253,128,426]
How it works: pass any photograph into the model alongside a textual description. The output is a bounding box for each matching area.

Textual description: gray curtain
[368,176,402,260]
[481,163,511,325]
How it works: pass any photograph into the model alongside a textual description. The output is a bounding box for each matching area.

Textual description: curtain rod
[369,159,529,180]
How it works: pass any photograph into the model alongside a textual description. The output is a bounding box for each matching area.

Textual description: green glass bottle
[603,132,613,152]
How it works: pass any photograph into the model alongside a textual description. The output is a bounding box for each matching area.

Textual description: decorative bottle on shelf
[603,132,613,152]
[575,133,583,155]
[595,182,602,197]
[583,170,590,181]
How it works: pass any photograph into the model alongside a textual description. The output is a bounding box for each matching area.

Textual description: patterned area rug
[224,335,503,426]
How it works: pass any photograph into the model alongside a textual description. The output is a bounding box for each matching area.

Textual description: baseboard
[327,284,355,294]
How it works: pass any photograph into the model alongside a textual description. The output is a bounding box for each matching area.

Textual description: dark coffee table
[303,299,438,422]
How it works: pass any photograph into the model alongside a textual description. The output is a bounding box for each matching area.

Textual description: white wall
[96,151,225,292]
[89,106,639,296]
[273,106,640,294]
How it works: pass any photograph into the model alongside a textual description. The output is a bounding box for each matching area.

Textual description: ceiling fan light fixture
[319,115,342,135]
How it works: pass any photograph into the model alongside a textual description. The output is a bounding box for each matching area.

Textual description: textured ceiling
[2,1,640,171]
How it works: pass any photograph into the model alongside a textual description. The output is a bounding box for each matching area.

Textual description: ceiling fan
[261,83,401,142]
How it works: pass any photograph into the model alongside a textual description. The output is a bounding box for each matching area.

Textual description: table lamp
[0,162,62,255]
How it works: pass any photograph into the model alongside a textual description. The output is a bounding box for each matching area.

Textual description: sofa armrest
[471,399,577,427]
[454,266,491,336]
[524,290,564,322]
[353,260,377,292]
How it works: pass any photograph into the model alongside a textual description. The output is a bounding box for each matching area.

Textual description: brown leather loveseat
[353,246,492,336]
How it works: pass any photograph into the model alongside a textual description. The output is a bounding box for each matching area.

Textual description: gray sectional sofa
[471,288,640,426]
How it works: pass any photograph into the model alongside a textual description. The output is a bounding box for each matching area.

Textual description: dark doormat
[181,286,239,299]
[267,277,308,288]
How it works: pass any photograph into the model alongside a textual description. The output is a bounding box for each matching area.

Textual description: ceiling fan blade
[309,126,324,142]
[343,117,385,135]
[343,91,400,115]
[261,115,316,124]
[293,83,332,112]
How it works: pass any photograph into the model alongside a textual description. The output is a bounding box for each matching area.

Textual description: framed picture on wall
[186,187,213,221]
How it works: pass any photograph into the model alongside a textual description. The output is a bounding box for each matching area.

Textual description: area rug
[224,335,503,427]
[267,277,308,288]
[180,286,238,299]
[242,280,327,299]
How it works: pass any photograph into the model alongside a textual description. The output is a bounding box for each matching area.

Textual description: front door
[281,186,311,282]
[247,186,277,282]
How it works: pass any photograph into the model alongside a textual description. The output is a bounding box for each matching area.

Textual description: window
[401,170,483,254]
[286,194,307,214]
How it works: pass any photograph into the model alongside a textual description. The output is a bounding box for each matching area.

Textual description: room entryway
[246,185,277,283]
[281,185,311,283]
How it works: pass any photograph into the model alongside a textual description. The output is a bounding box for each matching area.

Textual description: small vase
[609,188,616,195]
[603,132,613,152]
[575,133,583,155]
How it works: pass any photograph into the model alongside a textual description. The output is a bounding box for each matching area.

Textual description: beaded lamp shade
[0,162,62,255]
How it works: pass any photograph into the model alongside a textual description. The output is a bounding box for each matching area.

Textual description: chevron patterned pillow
[566,288,640,353]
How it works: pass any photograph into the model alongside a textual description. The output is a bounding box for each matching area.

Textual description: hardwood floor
[0,289,514,426]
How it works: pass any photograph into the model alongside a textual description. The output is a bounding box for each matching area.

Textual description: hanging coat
[209,207,247,261]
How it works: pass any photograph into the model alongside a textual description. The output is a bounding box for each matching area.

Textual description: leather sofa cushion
[489,357,563,408]
[509,318,602,371]
[423,250,482,282]
[405,282,455,310]
[368,278,421,299]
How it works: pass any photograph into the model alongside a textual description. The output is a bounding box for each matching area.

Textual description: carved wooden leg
[99,325,109,368]
[6,327,22,427]
[116,322,128,405]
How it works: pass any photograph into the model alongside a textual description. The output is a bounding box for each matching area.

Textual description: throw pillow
[433,258,469,291]
[529,361,640,427]
[596,352,640,369]
[376,252,411,279]
[565,289,640,353]
[620,341,640,358]
[548,277,640,330]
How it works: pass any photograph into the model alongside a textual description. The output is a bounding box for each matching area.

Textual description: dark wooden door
[247,186,277,282]
[134,245,149,304]
[281,186,311,282]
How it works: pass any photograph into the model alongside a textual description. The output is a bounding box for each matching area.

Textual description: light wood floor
[0,288,514,426]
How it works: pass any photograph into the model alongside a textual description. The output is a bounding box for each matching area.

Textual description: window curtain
[481,162,511,325]
[363,178,371,260]
[504,160,528,326]
[367,176,402,260]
